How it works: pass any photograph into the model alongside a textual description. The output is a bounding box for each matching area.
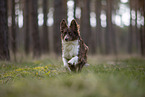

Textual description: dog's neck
[62,39,80,59]
[62,40,79,45]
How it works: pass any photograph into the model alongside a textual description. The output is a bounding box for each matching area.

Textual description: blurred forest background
[0,0,145,61]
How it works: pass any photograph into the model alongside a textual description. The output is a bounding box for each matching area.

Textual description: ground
[0,55,145,97]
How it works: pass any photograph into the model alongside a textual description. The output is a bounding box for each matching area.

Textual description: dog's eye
[69,32,72,36]
[64,32,67,34]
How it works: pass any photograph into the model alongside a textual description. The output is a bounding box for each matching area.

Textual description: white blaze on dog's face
[60,19,80,42]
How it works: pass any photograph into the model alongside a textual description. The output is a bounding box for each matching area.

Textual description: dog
[60,19,89,72]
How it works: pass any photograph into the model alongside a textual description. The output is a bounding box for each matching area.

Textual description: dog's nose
[65,38,68,41]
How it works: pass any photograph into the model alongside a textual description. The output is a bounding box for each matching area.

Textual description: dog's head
[60,19,80,42]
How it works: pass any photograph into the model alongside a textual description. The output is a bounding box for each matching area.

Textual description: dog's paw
[68,56,78,65]
[68,60,74,65]
[63,63,71,72]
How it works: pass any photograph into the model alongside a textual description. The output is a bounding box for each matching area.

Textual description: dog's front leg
[68,56,78,65]
[62,58,71,72]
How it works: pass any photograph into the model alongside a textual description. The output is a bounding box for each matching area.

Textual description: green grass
[0,56,145,97]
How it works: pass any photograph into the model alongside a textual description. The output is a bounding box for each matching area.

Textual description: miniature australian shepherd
[60,19,89,72]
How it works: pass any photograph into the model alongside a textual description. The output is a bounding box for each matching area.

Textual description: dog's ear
[70,19,78,31]
[60,19,68,32]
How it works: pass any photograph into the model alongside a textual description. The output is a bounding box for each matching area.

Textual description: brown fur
[68,38,88,72]
[60,19,88,72]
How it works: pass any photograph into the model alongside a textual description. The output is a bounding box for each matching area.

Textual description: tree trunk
[12,0,17,59]
[42,0,49,53]
[53,0,67,54]
[105,0,112,54]
[30,0,41,58]
[139,0,145,57]
[24,0,30,55]
[96,0,102,54]
[80,0,91,52]
[128,0,133,54]
[0,0,10,60]
[140,25,144,56]
[110,0,117,55]
[143,1,145,56]
[135,1,140,53]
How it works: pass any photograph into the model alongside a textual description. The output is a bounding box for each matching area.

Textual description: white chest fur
[62,40,79,59]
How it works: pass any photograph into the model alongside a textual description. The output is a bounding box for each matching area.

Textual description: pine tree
[0,0,10,60]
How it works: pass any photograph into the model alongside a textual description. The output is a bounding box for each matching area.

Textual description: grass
[0,56,145,97]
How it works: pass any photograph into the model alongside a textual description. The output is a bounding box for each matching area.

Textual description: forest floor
[0,55,145,97]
